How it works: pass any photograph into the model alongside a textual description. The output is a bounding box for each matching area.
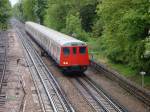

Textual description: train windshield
[63,47,70,56]
[79,47,86,54]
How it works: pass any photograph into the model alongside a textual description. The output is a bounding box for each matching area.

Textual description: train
[25,22,89,72]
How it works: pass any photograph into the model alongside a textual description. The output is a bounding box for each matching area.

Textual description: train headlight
[63,61,68,65]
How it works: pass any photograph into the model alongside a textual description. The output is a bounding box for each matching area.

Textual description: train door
[78,46,89,65]
[71,47,78,65]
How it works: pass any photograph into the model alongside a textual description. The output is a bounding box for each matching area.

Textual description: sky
[9,0,19,6]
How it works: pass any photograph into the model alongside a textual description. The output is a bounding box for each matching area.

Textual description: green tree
[65,13,88,41]
[22,0,36,21]
[44,2,68,30]
[0,0,11,29]
[80,3,97,32]
[12,1,24,21]
[13,0,48,24]
[96,0,150,73]
[34,0,48,24]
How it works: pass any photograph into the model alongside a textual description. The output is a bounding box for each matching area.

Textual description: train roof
[26,22,86,46]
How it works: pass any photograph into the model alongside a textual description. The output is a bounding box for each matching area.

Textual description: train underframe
[61,65,88,73]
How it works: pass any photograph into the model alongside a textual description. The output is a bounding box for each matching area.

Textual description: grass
[108,62,150,89]
[88,38,150,89]
[108,62,136,77]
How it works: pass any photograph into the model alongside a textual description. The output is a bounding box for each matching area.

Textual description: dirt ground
[1,30,40,112]
[85,67,150,112]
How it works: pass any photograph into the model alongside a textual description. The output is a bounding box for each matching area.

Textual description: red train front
[60,46,89,72]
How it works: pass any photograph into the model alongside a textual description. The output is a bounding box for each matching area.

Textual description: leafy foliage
[0,0,11,29]
[12,0,48,24]
[22,0,36,21]
[34,0,48,24]
[96,0,150,74]
[44,2,68,30]
[65,13,88,41]
[80,4,97,32]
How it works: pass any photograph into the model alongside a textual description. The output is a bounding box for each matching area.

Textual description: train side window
[63,48,70,56]
[79,47,86,54]
[73,47,77,54]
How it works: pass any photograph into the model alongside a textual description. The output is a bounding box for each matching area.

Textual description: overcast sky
[9,0,19,6]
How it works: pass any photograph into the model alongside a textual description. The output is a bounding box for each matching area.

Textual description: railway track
[11,19,149,111]
[12,19,127,112]
[0,32,7,111]
[11,21,74,112]
[90,61,150,107]
[72,75,127,112]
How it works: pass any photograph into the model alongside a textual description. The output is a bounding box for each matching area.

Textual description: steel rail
[0,33,7,93]
[74,76,127,112]
[72,78,107,112]
[34,48,75,112]
[29,35,75,112]
[83,76,127,112]
[90,60,150,107]
[12,19,74,112]
[0,32,7,112]
[22,30,74,112]
[13,21,74,112]
[16,28,59,112]
[26,33,74,112]
[16,29,48,112]
[75,78,112,112]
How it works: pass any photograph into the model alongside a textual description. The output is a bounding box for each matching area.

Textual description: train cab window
[63,48,70,56]
[73,47,77,54]
[79,47,86,54]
